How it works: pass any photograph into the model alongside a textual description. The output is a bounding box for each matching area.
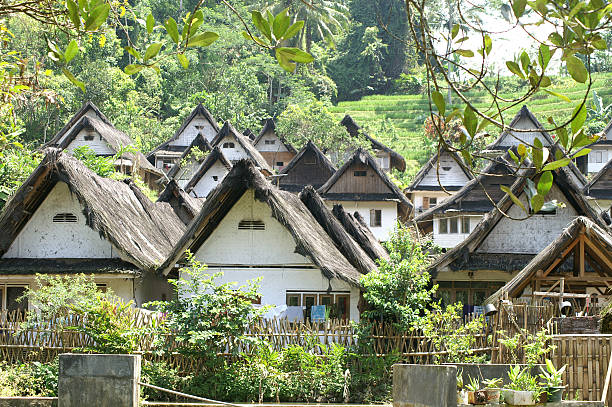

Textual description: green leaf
[451,24,459,39]
[566,55,588,83]
[556,127,569,149]
[62,68,84,92]
[512,0,527,17]
[538,44,551,69]
[543,89,571,102]
[144,42,162,61]
[67,0,80,29]
[164,18,179,44]
[252,11,272,42]
[549,32,563,46]
[537,171,553,196]
[592,36,607,50]
[520,51,530,73]
[477,118,491,134]
[572,148,591,158]
[272,8,290,40]
[241,31,267,47]
[509,149,519,164]
[124,64,145,75]
[461,149,473,168]
[177,53,189,69]
[456,49,474,57]
[64,39,79,63]
[187,32,219,47]
[531,194,544,213]
[542,158,570,171]
[463,104,477,137]
[571,103,587,136]
[483,35,492,55]
[533,138,544,171]
[501,186,526,212]
[84,3,109,31]
[431,91,445,116]
[282,21,304,41]
[275,49,295,72]
[506,61,524,79]
[518,143,527,157]
[146,13,154,34]
[276,47,314,63]
[124,46,141,60]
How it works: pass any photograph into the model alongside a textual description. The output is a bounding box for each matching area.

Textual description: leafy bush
[393,73,423,94]
[73,145,115,177]
[0,360,58,397]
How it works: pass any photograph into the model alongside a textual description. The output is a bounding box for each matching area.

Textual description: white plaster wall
[216,135,249,162]
[419,153,471,187]
[324,200,397,241]
[476,185,578,254]
[189,160,230,198]
[66,128,115,156]
[433,215,483,249]
[181,267,361,321]
[57,109,99,145]
[497,115,552,148]
[169,115,218,148]
[254,133,289,152]
[194,190,311,265]
[412,191,454,213]
[588,146,612,174]
[4,182,119,258]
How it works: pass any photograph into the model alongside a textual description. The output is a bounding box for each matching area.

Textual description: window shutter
[423,197,430,209]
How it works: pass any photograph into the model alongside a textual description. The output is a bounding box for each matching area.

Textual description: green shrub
[0,360,58,397]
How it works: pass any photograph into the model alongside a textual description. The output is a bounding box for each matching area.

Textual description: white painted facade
[476,185,578,254]
[412,191,453,214]
[189,160,230,198]
[432,214,484,249]
[374,152,391,172]
[419,154,471,188]
[324,200,398,241]
[65,127,116,156]
[175,159,203,189]
[56,109,100,146]
[216,135,249,162]
[169,115,218,148]
[587,146,612,174]
[4,182,119,258]
[254,134,290,153]
[496,114,552,148]
[191,190,361,321]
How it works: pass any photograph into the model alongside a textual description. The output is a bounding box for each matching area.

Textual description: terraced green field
[331,73,612,177]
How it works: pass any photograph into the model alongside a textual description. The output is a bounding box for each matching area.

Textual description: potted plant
[482,377,502,403]
[539,359,567,402]
[466,376,487,405]
[503,365,544,406]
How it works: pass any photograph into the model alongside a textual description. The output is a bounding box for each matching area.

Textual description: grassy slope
[330,73,612,179]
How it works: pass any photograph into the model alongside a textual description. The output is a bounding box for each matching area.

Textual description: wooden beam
[583,236,612,272]
[532,291,591,298]
[579,235,585,277]
[543,238,580,277]
[535,275,612,282]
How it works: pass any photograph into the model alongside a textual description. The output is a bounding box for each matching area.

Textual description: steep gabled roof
[331,204,390,262]
[406,147,474,192]
[157,179,204,225]
[584,157,612,199]
[486,216,612,303]
[341,114,406,172]
[278,141,337,192]
[299,186,379,275]
[45,101,113,147]
[244,128,256,142]
[148,103,220,156]
[318,148,413,214]
[597,119,612,145]
[211,121,273,173]
[253,119,297,154]
[159,160,363,285]
[54,115,159,174]
[426,161,607,277]
[183,147,232,195]
[166,134,213,180]
[0,149,185,272]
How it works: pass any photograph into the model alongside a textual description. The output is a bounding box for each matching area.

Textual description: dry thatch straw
[331,204,390,262]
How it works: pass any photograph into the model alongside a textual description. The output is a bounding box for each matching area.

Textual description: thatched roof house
[331,204,390,262]
[165,134,213,186]
[183,147,232,199]
[157,179,204,225]
[486,216,612,305]
[252,119,297,171]
[341,115,406,172]
[278,141,337,193]
[583,119,612,174]
[211,122,272,174]
[584,157,612,211]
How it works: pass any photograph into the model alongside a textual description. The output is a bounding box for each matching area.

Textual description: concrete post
[58,354,141,407]
[393,364,458,407]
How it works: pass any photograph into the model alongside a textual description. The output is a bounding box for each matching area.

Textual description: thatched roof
[45,101,112,147]
[0,258,138,275]
[211,121,273,173]
[299,186,379,275]
[597,118,612,144]
[406,147,473,192]
[148,103,220,157]
[318,148,413,216]
[278,141,337,192]
[159,160,363,285]
[253,119,297,154]
[166,134,213,180]
[0,149,186,272]
[584,158,612,199]
[331,204,390,262]
[341,115,406,172]
[486,217,612,303]
[244,128,256,141]
[426,160,607,277]
[183,147,232,197]
[157,179,204,225]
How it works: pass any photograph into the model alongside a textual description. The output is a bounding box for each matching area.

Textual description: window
[222,142,235,148]
[83,132,94,141]
[596,151,603,163]
[530,207,558,216]
[264,140,276,145]
[286,294,301,306]
[0,285,28,313]
[370,209,382,227]
[212,175,218,181]
[422,197,430,210]
[354,170,367,177]
[436,281,505,307]
[238,220,265,230]
[285,291,351,320]
[461,217,470,234]
[450,217,458,233]
[442,166,452,171]
[439,218,448,234]
[430,197,438,207]
[195,125,204,130]
[53,213,77,223]
[303,294,316,320]
[276,161,284,167]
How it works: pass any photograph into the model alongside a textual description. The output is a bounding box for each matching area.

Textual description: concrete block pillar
[58,354,141,407]
[393,364,458,407]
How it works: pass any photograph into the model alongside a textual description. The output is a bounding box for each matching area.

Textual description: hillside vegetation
[330,72,612,177]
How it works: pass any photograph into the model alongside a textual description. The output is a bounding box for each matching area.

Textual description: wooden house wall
[280,149,334,188]
[260,151,295,170]
[66,128,116,156]
[56,108,100,146]
[327,163,393,195]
